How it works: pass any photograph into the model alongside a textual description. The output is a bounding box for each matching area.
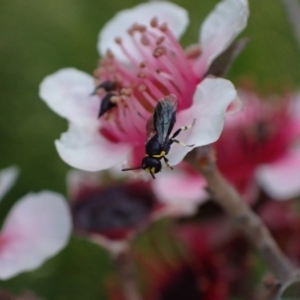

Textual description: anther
[138,72,146,78]
[139,61,146,68]
[153,46,166,58]
[137,25,146,32]
[110,96,121,104]
[115,37,122,44]
[127,27,134,36]
[120,88,132,96]
[160,23,168,32]
[106,50,114,58]
[185,44,202,59]
[138,84,146,92]
[150,17,158,28]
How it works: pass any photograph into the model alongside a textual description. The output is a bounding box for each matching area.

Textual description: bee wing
[154,95,178,146]
[145,114,156,143]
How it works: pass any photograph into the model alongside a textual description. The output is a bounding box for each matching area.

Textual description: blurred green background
[0,0,300,299]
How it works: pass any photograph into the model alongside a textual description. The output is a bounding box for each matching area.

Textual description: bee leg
[150,172,156,179]
[171,139,194,147]
[170,119,196,146]
[163,156,173,170]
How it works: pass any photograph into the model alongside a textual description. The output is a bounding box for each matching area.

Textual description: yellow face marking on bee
[145,167,156,174]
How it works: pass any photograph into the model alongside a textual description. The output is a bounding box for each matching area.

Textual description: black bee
[122,95,195,179]
[91,81,118,118]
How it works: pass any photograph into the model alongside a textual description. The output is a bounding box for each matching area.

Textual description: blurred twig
[281,0,300,51]
[185,147,297,286]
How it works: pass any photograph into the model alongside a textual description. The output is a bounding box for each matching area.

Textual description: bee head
[142,157,162,179]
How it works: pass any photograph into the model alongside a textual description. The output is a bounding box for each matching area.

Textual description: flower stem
[281,0,300,51]
[185,148,297,283]
[113,247,142,300]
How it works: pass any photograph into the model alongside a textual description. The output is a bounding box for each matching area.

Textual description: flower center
[72,182,157,240]
[94,17,200,145]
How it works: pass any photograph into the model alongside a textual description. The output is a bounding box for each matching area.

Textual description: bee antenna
[122,166,143,172]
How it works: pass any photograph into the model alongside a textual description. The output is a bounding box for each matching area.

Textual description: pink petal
[98,2,189,62]
[0,166,19,202]
[55,124,132,171]
[167,77,237,166]
[256,149,300,200]
[39,68,99,127]
[152,169,208,216]
[194,0,249,77]
[0,191,71,280]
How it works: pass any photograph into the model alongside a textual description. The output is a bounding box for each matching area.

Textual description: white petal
[39,68,99,127]
[167,77,237,166]
[152,169,208,216]
[256,149,300,200]
[98,2,189,62]
[195,0,249,76]
[0,166,19,203]
[0,191,71,280]
[55,124,132,172]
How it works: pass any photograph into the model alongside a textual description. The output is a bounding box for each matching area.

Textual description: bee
[91,81,118,118]
[122,95,195,179]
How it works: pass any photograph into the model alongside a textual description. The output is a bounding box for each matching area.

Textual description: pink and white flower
[0,167,72,280]
[217,90,300,200]
[40,0,248,174]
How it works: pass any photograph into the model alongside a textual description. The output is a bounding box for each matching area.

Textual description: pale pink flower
[39,0,248,174]
[0,167,72,280]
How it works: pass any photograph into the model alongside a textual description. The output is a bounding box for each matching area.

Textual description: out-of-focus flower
[0,167,72,280]
[68,169,163,253]
[216,91,300,200]
[39,0,248,175]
